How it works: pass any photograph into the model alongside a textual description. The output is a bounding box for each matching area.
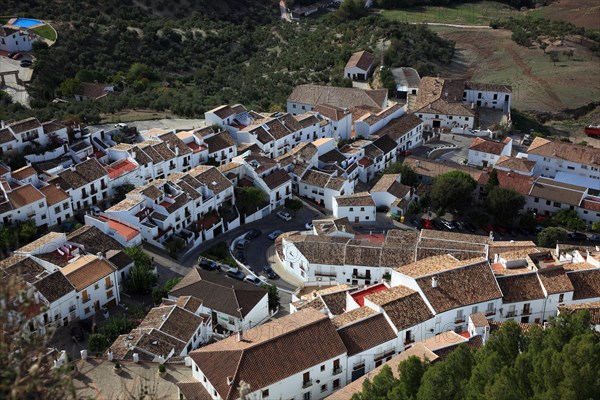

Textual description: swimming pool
[11,18,42,28]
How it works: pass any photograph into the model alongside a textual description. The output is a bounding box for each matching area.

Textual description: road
[91,118,206,133]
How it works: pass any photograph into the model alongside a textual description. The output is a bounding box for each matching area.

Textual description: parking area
[0,54,34,106]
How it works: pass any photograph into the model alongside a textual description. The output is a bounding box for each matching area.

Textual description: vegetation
[537,226,566,247]
[430,171,477,211]
[165,236,185,259]
[266,284,280,312]
[88,317,138,355]
[1,1,455,122]
[236,187,268,215]
[0,220,39,257]
[0,276,77,400]
[32,25,57,41]
[152,277,182,305]
[381,163,418,186]
[485,187,526,224]
[202,242,235,266]
[352,310,600,400]
[285,198,304,212]
[112,183,136,203]
[551,209,586,232]
[124,246,157,294]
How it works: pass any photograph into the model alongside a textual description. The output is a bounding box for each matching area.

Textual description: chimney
[431,276,438,288]
[227,376,234,386]
[237,330,242,342]
[97,252,104,259]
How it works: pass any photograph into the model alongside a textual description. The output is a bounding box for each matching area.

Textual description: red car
[399,150,412,157]
[421,218,433,229]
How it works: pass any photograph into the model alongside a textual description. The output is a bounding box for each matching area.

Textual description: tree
[592,221,600,232]
[266,284,280,312]
[566,217,585,233]
[417,345,474,400]
[59,77,80,98]
[485,169,499,194]
[165,237,185,259]
[390,356,428,400]
[113,183,135,203]
[88,333,110,355]
[485,187,526,224]
[382,164,418,187]
[537,227,566,248]
[285,198,303,212]
[124,246,156,294]
[430,171,477,211]
[338,0,368,20]
[352,365,398,400]
[152,277,182,305]
[236,187,267,214]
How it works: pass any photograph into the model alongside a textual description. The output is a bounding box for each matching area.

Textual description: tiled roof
[559,302,600,325]
[74,82,112,99]
[496,273,545,303]
[67,225,125,254]
[16,232,64,254]
[345,51,376,71]
[528,177,585,207]
[334,192,374,207]
[319,149,347,164]
[11,165,36,181]
[495,155,536,173]
[158,132,193,156]
[189,165,233,195]
[292,235,349,266]
[289,142,318,161]
[42,120,66,134]
[464,81,512,93]
[288,84,387,110]
[527,137,600,166]
[331,306,377,328]
[336,313,396,356]
[313,104,347,121]
[261,168,292,190]
[373,134,397,154]
[0,127,15,144]
[177,380,212,400]
[39,184,70,206]
[34,271,74,303]
[205,131,236,153]
[189,309,346,400]
[138,305,204,344]
[152,142,176,161]
[170,268,266,318]
[6,184,44,208]
[0,255,47,284]
[567,269,600,300]
[371,174,410,199]
[537,267,574,294]
[345,242,383,267]
[470,312,489,328]
[416,261,502,313]
[106,250,133,270]
[208,105,236,119]
[469,137,510,155]
[367,285,434,330]
[8,117,42,134]
[62,256,115,291]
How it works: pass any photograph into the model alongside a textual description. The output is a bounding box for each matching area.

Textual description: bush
[537,227,567,248]
[285,198,303,212]
[88,333,110,355]
[158,364,166,373]
[152,277,182,305]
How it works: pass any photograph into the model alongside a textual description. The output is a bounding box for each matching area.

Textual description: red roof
[354,233,385,243]
[99,216,140,241]
[351,283,388,307]
[358,158,373,167]
[187,142,207,153]
[105,159,136,179]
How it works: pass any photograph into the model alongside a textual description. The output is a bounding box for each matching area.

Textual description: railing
[454,318,465,324]
[506,311,516,318]
[68,305,76,312]
[302,379,312,389]
[333,367,343,375]
[82,297,91,304]
[521,309,531,316]
[404,337,415,345]
[485,309,496,316]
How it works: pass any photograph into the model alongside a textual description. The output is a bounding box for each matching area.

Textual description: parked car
[376,205,389,213]
[235,251,247,264]
[431,219,444,230]
[226,268,246,281]
[305,222,313,230]
[522,134,532,146]
[90,205,102,215]
[243,275,262,286]
[420,218,433,229]
[277,211,292,221]
[70,325,85,342]
[11,52,23,60]
[268,230,284,240]
[399,150,412,157]
[20,59,32,67]
[410,219,422,229]
[263,265,278,280]
[198,258,219,271]
[114,123,128,129]
[589,234,600,242]
[567,232,587,241]
[245,229,262,240]
[236,239,249,249]
[440,219,456,230]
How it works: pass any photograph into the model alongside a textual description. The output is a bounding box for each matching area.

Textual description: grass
[32,25,57,41]
[202,242,236,266]
[381,1,519,25]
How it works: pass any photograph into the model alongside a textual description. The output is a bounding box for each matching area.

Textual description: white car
[277,211,292,221]
[114,123,128,129]
[90,206,102,215]
[268,230,283,240]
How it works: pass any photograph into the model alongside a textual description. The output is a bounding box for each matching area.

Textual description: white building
[344,51,376,81]
[48,158,110,211]
[299,169,354,210]
[526,137,600,181]
[467,137,513,167]
[0,25,35,53]
[370,174,413,215]
[0,118,68,154]
[390,67,421,100]
[333,192,376,223]
[287,84,388,115]
[354,104,404,138]
[313,104,352,141]
[369,113,424,153]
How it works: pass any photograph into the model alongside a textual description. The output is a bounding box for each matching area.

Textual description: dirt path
[410,22,491,29]
[504,44,562,108]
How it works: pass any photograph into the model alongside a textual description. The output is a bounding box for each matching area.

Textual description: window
[107,289,113,299]
[333,379,340,389]
[478,93,482,99]
[456,309,464,322]
[321,384,327,392]
[534,197,539,203]
[558,293,564,302]
[546,200,551,205]
[39,202,44,208]
[465,117,469,121]
[493,94,498,100]
[349,207,354,211]
[84,307,90,314]
[320,365,325,371]
[82,290,89,302]
[94,283,99,290]
[554,202,561,208]
[303,393,311,400]
[262,389,269,398]
[360,207,364,211]
[472,306,478,315]
[449,116,453,120]
[55,206,60,213]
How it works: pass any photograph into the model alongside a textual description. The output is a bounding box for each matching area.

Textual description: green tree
[381,164,418,187]
[566,217,586,233]
[266,284,280,312]
[390,356,428,400]
[165,237,185,259]
[285,198,303,212]
[352,365,398,400]
[417,345,474,400]
[338,0,368,20]
[88,333,110,355]
[126,63,156,83]
[152,277,182,305]
[485,187,526,224]
[59,77,80,98]
[100,317,137,343]
[537,227,566,248]
[592,221,600,232]
[113,183,135,203]
[485,169,499,194]
[430,171,477,211]
[237,187,267,214]
[124,246,156,293]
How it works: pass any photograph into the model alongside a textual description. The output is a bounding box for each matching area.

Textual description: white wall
[333,203,376,223]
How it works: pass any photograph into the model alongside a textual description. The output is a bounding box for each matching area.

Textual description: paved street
[91,118,206,133]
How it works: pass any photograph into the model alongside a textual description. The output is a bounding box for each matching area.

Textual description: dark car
[431,219,444,230]
[263,265,278,280]
[20,59,32,67]
[463,221,477,232]
[198,258,219,271]
[568,232,587,241]
[227,268,246,281]
[245,229,262,240]
[420,218,433,229]
[235,251,247,264]
[411,219,422,229]
[71,325,85,342]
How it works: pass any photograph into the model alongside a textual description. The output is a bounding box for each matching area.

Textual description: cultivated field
[429,25,600,114]
[381,1,519,25]
[528,0,600,30]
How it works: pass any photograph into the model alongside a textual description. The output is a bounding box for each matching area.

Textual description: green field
[381,2,519,25]
[32,24,56,41]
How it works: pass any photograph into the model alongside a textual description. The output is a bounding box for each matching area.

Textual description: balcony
[302,379,313,389]
[454,318,465,324]
[506,311,516,318]
[82,297,91,304]
[68,305,76,313]
[333,367,343,375]
[521,309,531,316]
[106,282,114,289]
[404,337,415,345]
[485,309,496,316]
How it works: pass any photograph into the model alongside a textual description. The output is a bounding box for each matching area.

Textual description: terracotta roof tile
[496,273,545,303]
[334,192,374,207]
[367,285,434,330]
[527,137,600,166]
[288,84,387,110]
[567,269,600,300]
[336,313,396,356]
[7,184,45,208]
[345,51,376,71]
[62,256,115,291]
[39,184,70,206]
[537,267,574,294]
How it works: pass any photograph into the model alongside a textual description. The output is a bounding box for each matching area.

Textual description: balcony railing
[82,297,91,304]
[404,337,415,345]
[506,311,516,318]
[302,379,313,389]
[454,318,465,324]
[333,367,342,375]
[521,310,531,316]
[485,309,496,316]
